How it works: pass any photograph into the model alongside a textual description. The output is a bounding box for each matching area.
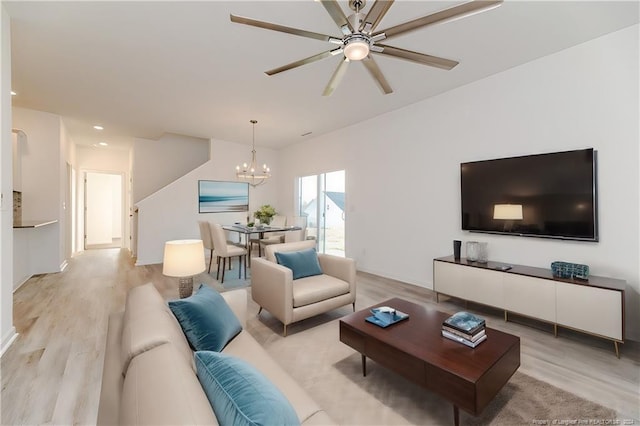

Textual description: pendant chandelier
[235,119,271,187]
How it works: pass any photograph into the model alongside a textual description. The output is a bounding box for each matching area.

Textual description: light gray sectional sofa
[97,283,333,425]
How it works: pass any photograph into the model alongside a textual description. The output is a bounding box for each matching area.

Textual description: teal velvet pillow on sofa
[168,284,242,352]
[195,351,300,426]
[275,248,323,280]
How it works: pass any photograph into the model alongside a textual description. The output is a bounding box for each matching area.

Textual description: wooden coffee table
[339,298,520,425]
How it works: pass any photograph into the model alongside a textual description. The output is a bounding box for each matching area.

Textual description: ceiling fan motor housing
[347,11,366,32]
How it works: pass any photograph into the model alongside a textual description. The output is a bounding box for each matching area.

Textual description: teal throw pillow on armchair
[275,248,323,280]
[168,284,242,352]
[195,351,300,426]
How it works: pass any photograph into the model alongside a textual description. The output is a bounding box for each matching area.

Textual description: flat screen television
[198,180,249,213]
[460,148,598,241]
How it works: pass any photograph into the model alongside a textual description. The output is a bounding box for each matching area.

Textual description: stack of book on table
[442,311,487,348]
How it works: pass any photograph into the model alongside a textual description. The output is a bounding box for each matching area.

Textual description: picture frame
[198,180,249,213]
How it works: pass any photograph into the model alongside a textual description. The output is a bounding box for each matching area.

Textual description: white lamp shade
[493,204,524,220]
[162,239,206,277]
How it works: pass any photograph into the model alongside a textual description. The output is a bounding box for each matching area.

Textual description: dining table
[222,224,302,266]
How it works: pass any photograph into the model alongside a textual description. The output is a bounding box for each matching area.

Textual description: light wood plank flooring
[1,248,638,424]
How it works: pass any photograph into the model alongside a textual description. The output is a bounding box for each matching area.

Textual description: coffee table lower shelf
[339,298,520,425]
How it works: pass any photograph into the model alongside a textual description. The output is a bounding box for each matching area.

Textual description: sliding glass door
[297,170,345,256]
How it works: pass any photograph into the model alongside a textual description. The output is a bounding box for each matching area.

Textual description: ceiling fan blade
[373,0,502,40]
[266,49,340,76]
[230,14,338,43]
[319,0,353,34]
[323,58,350,97]
[376,44,459,70]
[361,0,394,34]
[361,56,393,94]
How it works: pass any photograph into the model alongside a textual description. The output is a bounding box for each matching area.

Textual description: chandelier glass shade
[236,120,271,187]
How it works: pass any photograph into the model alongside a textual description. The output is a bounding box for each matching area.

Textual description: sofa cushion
[275,248,323,280]
[292,274,350,308]
[194,351,300,426]
[120,344,218,425]
[169,284,242,352]
[222,331,325,424]
[120,283,194,375]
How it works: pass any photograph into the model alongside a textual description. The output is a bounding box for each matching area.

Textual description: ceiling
[6,1,639,150]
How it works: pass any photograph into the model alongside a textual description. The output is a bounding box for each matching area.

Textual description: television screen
[198,180,249,213]
[460,149,597,241]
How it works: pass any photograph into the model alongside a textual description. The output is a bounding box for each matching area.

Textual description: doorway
[84,171,124,249]
[297,170,345,256]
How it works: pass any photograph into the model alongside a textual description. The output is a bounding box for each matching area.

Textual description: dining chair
[257,215,287,256]
[210,223,247,283]
[249,215,286,257]
[197,221,216,273]
[283,216,316,243]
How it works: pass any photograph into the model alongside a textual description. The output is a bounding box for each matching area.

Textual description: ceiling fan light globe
[344,39,369,61]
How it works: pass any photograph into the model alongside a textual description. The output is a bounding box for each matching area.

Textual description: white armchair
[251,240,356,336]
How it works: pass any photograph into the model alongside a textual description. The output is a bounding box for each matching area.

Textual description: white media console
[433,256,625,357]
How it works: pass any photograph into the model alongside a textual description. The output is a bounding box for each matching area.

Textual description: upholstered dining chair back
[198,221,215,273]
[210,223,247,283]
[270,215,287,228]
[284,216,307,243]
[210,223,230,257]
[198,221,214,250]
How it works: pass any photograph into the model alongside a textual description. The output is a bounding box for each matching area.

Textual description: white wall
[136,138,279,265]
[279,26,640,340]
[12,107,63,275]
[132,133,209,203]
[13,108,61,221]
[1,4,16,354]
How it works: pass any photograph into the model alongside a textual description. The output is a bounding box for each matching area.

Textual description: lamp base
[178,277,194,298]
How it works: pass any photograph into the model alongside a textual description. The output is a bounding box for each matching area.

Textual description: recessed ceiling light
[98,142,108,146]
[11,91,16,96]
[93,125,104,130]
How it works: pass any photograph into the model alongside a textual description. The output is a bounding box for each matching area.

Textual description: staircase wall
[132,133,209,203]
[135,138,279,266]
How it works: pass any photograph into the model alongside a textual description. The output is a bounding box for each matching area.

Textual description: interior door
[85,172,122,248]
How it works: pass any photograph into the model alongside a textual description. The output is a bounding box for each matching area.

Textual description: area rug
[204,265,250,292]
[247,312,618,425]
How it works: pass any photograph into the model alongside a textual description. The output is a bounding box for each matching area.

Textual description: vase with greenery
[254,204,276,225]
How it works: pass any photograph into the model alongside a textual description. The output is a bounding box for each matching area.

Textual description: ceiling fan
[230,0,502,96]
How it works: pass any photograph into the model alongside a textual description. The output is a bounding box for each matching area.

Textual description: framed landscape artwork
[198,180,249,213]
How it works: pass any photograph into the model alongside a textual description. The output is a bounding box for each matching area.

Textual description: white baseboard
[1,328,18,357]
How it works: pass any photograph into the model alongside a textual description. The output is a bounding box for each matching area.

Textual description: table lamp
[163,239,206,298]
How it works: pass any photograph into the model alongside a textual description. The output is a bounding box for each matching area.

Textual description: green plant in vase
[254,204,276,225]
